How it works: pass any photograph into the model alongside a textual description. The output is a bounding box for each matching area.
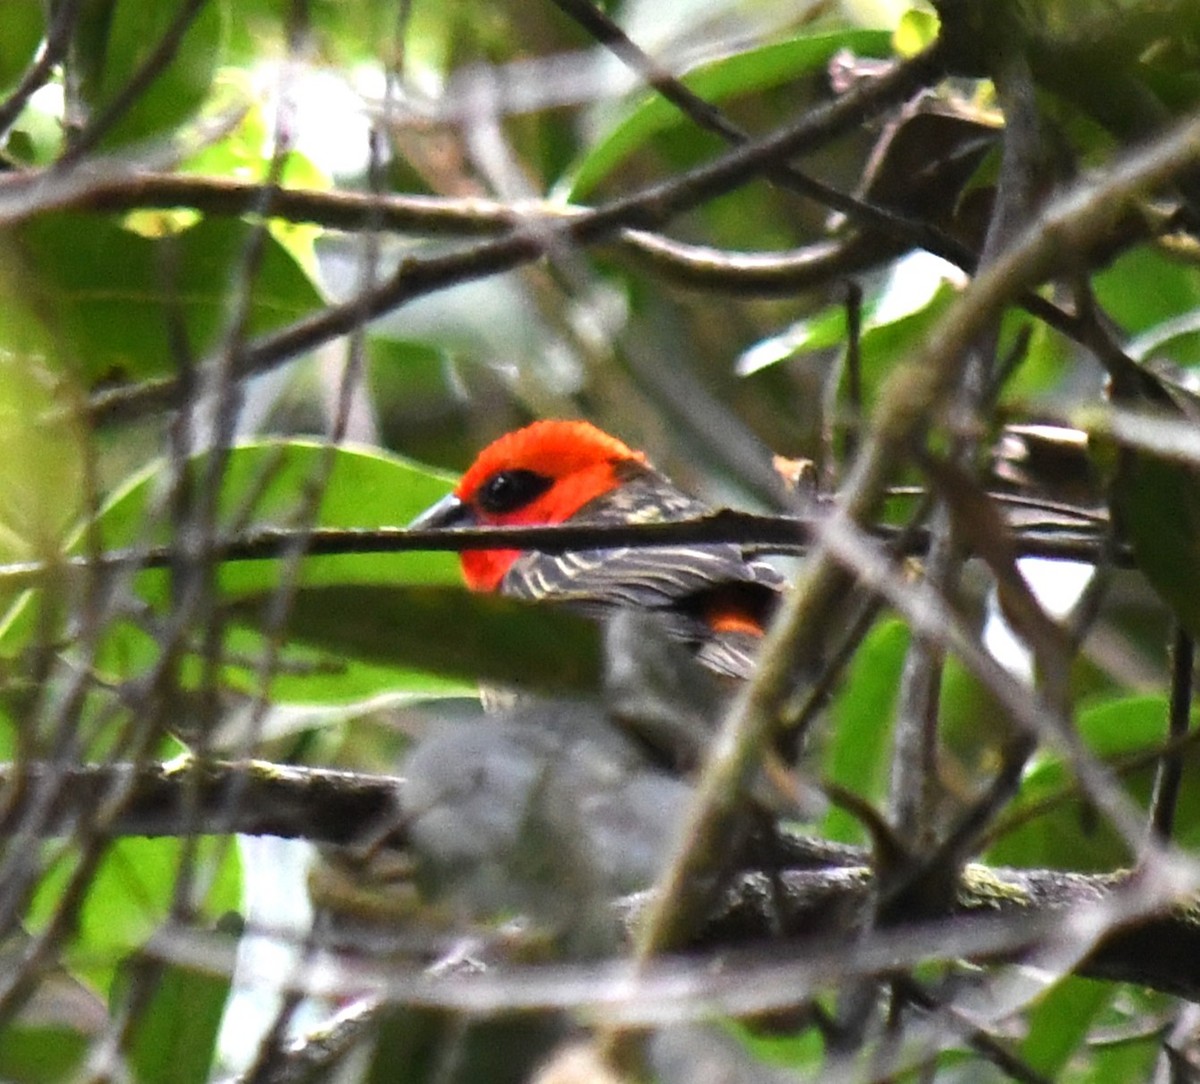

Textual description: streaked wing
[499,468,785,678]
[504,541,784,608]
[694,630,763,680]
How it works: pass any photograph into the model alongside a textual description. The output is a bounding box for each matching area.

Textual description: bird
[410,419,787,681]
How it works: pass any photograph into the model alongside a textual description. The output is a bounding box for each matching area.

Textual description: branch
[85,45,943,423]
[12,757,1200,1002]
[546,0,944,246]
[0,506,1119,593]
[695,861,1200,1004]
[0,170,529,235]
[0,759,405,846]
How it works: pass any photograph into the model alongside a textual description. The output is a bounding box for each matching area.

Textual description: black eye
[477,469,553,514]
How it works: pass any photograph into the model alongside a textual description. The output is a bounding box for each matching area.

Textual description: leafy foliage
[0,0,1199,1081]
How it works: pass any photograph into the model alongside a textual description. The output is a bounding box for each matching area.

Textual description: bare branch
[0,759,404,847]
[85,45,944,423]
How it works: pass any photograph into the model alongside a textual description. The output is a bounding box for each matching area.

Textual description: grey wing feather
[498,465,785,677]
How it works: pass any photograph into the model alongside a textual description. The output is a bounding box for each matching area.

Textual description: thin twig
[0,508,1122,593]
[889,32,1046,852]
[896,977,1052,1084]
[1151,627,1194,841]
[547,0,947,243]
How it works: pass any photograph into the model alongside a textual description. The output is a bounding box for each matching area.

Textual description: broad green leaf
[74,0,224,151]
[209,623,474,708]
[556,29,892,201]
[1113,450,1200,637]
[0,1024,90,1083]
[0,439,453,616]
[106,439,454,588]
[1020,976,1112,1077]
[938,658,1022,777]
[1073,1024,1159,1082]
[736,300,875,376]
[0,354,85,564]
[854,280,961,401]
[368,338,459,424]
[822,619,907,844]
[999,309,1074,402]
[0,3,44,90]
[739,279,961,411]
[178,91,328,277]
[26,836,240,995]
[6,215,322,389]
[736,1018,824,1069]
[122,960,231,1084]
[1101,375,1200,640]
[234,585,603,697]
[986,695,1196,868]
[0,440,471,706]
[1127,308,1200,368]
[1094,247,1200,366]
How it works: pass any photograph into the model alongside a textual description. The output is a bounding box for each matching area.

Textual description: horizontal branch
[6,757,1199,1001]
[0,506,1120,592]
[2,169,533,236]
[696,860,1200,1003]
[676,855,1200,1011]
[0,168,920,296]
[0,758,405,846]
[85,47,942,423]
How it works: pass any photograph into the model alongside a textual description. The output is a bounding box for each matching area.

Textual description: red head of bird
[411,420,649,591]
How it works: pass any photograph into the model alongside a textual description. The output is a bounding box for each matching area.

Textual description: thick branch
[7,758,1200,1002]
[0,759,405,846]
[696,862,1200,1003]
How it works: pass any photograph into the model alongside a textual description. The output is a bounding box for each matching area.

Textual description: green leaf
[234,585,604,697]
[0,1024,90,1083]
[1075,1023,1160,1082]
[122,960,231,1084]
[986,696,1195,868]
[855,280,961,400]
[1107,426,1200,638]
[736,301,869,376]
[556,29,892,201]
[5,439,446,592]
[0,354,85,564]
[1093,247,1200,366]
[738,279,960,405]
[822,619,907,844]
[1020,976,1112,1077]
[736,1017,824,1069]
[220,623,475,708]
[938,658,1023,776]
[0,2,44,90]
[74,0,224,150]
[999,309,1074,402]
[6,215,323,389]
[0,440,471,706]
[26,836,240,996]
[107,439,455,591]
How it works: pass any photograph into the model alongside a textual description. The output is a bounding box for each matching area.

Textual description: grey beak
[409,492,476,530]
